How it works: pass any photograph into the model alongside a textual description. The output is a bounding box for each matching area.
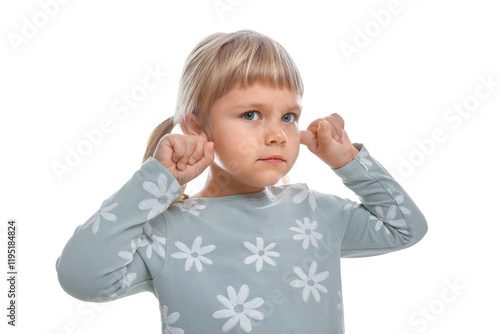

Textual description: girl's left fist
[300,113,359,169]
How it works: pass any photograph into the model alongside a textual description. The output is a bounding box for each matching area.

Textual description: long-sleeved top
[56,144,427,334]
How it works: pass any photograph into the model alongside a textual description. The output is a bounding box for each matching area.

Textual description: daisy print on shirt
[290,260,330,303]
[212,284,265,333]
[243,237,280,272]
[171,236,216,272]
[139,173,181,219]
[289,217,323,250]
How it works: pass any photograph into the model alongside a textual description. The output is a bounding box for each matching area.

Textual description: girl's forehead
[224,82,302,101]
[215,85,302,110]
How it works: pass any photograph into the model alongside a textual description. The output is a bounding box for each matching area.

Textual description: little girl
[57,30,427,333]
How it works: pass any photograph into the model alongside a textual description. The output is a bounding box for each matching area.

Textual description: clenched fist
[300,113,359,169]
[153,133,215,186]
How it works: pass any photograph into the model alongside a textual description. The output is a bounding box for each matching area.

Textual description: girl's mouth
[258,155,285,164]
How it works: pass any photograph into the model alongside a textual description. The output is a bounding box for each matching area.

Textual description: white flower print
[104,270,138,299]
[356,149,373,170]
[212,285,264,333]
[289,217,323,249]
[115,240,140,293]
[290,261,329,302]
[390,190,412,216]
[172,198,206,216]
[82,201,118,234]
[369,191,411,235]
[120,272,137,290]
[243,237,280,272]
[138,223,166,259]
[374,205,410,235]
[290,184,317,210]
[118,239,140,265]
[171,236,215,272]
[161,304,184,334]
[369,215,390,235]
[139,173,180,219]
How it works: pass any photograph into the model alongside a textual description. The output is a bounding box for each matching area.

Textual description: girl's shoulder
[269,182,346,206]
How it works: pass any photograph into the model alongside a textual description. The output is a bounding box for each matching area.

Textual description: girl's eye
[242,111,259,121]
[281,113,295,123]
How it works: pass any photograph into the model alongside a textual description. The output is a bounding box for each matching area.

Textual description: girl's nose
[265,123,287,145]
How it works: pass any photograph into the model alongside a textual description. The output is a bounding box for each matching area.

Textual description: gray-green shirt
[57,144,427,333]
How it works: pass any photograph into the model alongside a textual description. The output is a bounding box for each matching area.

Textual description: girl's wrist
[330,146,359,170]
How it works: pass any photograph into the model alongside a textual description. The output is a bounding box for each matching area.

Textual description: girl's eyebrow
[233,102,302,112]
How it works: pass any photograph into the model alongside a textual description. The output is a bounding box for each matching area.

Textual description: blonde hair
[143,29,303,161]
[142,30,303,195]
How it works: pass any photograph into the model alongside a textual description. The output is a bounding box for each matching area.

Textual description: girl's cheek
[287,127,300,141]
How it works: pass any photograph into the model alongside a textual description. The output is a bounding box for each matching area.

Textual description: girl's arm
[333,143,427,257]
[301,113,427,256]
[56,133,214,301]
[56,158,182,301]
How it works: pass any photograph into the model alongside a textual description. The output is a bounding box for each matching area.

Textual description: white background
[1,0,499,333]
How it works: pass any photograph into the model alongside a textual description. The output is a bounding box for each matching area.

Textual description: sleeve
[56,157,182,302]
[333,144,428,257]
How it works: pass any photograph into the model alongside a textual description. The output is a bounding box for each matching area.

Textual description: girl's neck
[191,165,266,198]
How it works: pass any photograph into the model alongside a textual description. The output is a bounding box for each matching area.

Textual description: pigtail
[142,116,189,201]
[142,116,176,163]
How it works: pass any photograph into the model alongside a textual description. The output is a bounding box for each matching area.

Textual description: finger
[330,113,345,129]
[306,118,322,134]
[331,113,345,142]
[153,133,173,160]
[317,121,336,151]
[299,130,315,147]
[187,137,207,165]
[168,137,183,163]
[324,115,344,143]
[195,142,215,172]
[172,139,196,171]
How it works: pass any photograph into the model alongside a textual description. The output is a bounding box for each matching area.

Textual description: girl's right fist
[153,133,214,186]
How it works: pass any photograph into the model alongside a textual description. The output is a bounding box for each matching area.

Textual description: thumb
[300,130,315,146]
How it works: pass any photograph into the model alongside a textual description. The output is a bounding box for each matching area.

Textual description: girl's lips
[258,156,285,163]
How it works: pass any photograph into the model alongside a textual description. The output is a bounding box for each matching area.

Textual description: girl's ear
[180,113,207,137]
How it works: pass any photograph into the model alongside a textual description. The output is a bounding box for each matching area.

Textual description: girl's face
[202,82,302,197]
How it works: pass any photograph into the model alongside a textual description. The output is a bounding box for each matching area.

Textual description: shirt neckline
[179,187,276,204]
